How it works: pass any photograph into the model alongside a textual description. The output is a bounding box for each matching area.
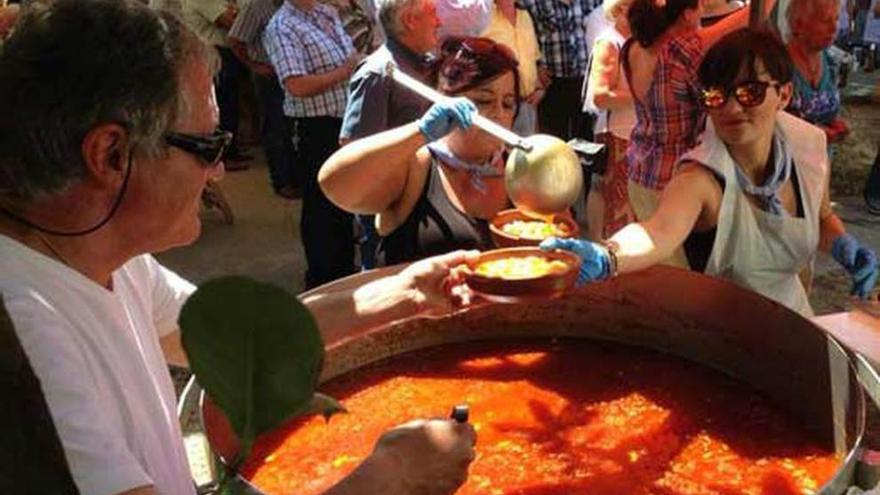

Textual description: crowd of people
[1,0,879,494]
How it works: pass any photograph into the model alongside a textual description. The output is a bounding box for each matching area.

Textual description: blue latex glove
[417,97,477,142]
[540,237,612,285]
[831,233,879,299]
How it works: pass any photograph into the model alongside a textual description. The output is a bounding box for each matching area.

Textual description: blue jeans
[254,73,298,191]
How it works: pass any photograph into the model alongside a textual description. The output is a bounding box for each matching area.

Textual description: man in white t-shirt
[0,1,477,494]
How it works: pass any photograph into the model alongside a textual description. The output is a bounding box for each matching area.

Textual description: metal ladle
[385,63,583,216]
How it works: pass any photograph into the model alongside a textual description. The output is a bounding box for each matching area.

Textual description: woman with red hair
[320,36,520,264]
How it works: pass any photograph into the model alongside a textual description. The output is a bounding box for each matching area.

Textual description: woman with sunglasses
[542,28,878,317]
[621,0,778,269]
[319,36,520,264]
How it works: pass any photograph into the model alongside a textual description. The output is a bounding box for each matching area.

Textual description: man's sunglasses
[699,81,782,110]
[165,128,233,167]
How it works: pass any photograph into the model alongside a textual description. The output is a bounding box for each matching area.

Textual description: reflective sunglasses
[699,81,782,110]
[165,128,233,167]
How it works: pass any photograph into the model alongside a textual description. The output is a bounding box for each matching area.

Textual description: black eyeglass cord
[0,151,134,237]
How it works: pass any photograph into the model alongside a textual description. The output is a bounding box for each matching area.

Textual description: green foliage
[179,276,345,473]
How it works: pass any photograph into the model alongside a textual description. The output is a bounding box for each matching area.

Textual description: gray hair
[377,0,423,39]
[786,0,838,30]
[0,0,217,202]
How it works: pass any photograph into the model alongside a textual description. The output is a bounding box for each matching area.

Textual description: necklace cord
[0,150,134,237]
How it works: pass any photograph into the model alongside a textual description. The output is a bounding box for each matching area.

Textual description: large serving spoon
[385,63,583,216]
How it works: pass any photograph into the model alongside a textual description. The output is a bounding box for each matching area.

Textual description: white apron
[680,112,829,317]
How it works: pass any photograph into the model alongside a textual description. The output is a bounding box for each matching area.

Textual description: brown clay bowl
[464,247,581,302]
[489,209,579,248]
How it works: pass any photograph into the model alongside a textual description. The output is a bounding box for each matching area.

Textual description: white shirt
[0,235,196,495]
[586,26,637,139]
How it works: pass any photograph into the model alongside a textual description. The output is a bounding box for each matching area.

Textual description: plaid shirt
[624,32,706,190]
[228,0,280,64]
[519,0,598,77]
[264,1,355,118]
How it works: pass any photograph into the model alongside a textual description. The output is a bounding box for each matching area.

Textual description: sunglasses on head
[699,80,781,110]
[165,128,233,167]
[441,36,518,69]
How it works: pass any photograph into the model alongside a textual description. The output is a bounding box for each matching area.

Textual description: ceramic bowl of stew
[463,247,580,302]
[489,209,579,248]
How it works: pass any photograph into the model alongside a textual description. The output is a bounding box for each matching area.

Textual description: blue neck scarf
[427,142,504,194]
[733,129,793,216]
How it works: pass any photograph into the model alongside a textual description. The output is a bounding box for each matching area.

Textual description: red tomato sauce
[241,339,840,494]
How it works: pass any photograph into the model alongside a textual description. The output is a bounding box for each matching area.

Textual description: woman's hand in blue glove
[417,98,477,143]
[539,237,612,285]
[831,233,879,299]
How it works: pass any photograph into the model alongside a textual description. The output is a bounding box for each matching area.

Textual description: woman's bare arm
[319,122,427,215]
[588,40,633,111]
[611,164,719,272]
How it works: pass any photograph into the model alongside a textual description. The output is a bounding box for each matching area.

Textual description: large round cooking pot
[194,266,878,494]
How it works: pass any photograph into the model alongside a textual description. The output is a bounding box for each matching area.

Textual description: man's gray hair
[377,0,423,39]
[0,0,217,202]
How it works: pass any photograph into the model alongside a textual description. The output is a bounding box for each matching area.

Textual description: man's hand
[370,419,477,494]
[338,54,363,80]
[396,250,482,316]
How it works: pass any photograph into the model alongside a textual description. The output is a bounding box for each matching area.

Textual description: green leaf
[179,276,340,463]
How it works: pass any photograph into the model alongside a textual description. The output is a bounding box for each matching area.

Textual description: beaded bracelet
[600,239,620,279]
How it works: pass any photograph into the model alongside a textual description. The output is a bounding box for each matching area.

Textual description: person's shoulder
[3,287,79,362]
[777,112,828,170]
[596,25,624,45]
[118,254,164,283]
[358,46,393,74]
[667,31,703,58]
[778,111,825,143]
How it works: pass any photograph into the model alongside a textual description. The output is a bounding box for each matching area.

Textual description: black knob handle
[450,404,469,423]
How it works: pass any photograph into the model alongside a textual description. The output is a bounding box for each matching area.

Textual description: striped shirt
[623,32,706,190]
[264,1,355,118]
[518,0,597,77]
[228,0,280,64]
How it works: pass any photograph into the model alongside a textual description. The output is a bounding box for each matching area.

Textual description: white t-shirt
[0,235,197,495]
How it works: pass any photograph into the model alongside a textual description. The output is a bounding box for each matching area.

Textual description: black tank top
[684,164,804,272]
[380,160,494,265]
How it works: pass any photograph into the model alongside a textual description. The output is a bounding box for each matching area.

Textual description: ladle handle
[385,62,532,152]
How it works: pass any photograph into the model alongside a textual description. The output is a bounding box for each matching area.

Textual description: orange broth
[241,339,840,495]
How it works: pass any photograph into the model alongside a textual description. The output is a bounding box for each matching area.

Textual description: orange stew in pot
[241,340,839,495]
